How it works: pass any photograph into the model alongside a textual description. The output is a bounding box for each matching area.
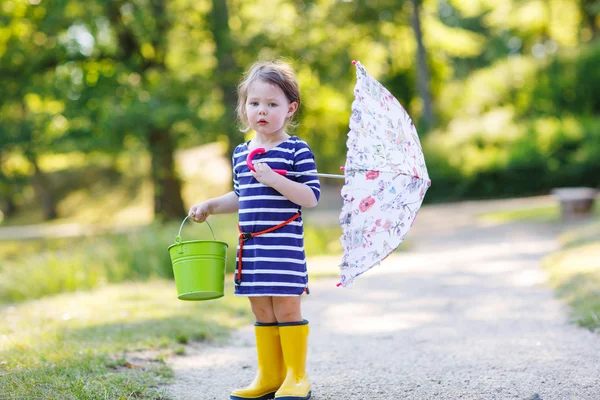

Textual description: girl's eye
[249,102,258,106]
[269,103,277,107]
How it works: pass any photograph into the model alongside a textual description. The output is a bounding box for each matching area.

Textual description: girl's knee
[249,297,276,322]
[273,297,302,322]
[252,309,276,322]
[274,310,301,323]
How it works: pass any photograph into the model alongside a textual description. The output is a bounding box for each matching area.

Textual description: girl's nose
[258,108,267,115]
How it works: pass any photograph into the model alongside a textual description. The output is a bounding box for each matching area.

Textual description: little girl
[189,60,319,400]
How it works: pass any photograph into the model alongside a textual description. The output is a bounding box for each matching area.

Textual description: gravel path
[167,197,600,399]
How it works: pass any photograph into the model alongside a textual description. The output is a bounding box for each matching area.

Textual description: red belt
[236,212,301,285]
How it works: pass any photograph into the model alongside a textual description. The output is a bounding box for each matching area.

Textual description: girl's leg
[272,297,311,399]
[249,296,277,323]
[230,296,284,400]
[272,296,302,323]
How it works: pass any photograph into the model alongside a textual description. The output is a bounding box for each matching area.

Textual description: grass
[0,212,343,304]
[0,280,252,399]
[478,201,600,224]
[542,221,600,331]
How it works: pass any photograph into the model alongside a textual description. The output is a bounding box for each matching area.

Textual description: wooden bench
[551,187,598,221]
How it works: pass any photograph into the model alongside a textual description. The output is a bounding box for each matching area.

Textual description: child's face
[245,79,297,138]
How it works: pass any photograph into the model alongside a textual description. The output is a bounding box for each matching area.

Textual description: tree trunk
[108,0,186,221]
[27,153,57,220]
[149,129,185,220]
[2,196,17,217]
[410,0,434,130]
[0,152,17,218]
[580,0,598,40]
[209,0,241,160]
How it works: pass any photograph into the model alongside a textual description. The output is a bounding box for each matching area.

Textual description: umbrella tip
[351,60,357,65]
[336,282,342,287]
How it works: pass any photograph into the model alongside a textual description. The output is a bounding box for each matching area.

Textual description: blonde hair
[236,60,301,133]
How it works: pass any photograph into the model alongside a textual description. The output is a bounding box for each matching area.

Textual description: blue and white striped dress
[232,136,321,296]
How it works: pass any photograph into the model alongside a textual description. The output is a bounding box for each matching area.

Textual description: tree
[0,1,79,220]
[209,0,242,159]
[101,0,188,220]
[411,0,434,130]
[580,0,599,40]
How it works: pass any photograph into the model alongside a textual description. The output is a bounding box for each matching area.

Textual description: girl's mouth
[258,120,268,125]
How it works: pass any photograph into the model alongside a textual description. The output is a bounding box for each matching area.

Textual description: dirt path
[167,197,600,399]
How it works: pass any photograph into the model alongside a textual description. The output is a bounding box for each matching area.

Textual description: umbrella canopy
[338,61,431,287]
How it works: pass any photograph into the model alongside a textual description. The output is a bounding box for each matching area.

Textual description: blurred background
[1,0,599,307]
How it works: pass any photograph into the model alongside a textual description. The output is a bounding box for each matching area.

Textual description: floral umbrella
[338,61,431,287]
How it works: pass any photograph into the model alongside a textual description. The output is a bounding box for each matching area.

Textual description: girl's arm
[252,163,317,208]
[189,191,239,222]
[206,191,240,214]
[271,176,318,208]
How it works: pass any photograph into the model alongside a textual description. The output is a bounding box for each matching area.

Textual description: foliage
[424,114,600,201]
[425,38,600,202]
[1,0,599,218]
[531,40,600,116]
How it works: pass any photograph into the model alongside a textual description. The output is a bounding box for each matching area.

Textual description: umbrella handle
[246,148,288,176]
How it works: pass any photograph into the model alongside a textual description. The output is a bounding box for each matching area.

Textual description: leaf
[125,361,143,369]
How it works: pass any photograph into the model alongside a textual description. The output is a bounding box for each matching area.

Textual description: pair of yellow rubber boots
[230,320,311,400]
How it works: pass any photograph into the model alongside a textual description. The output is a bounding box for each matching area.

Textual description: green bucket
[168,216,228,301]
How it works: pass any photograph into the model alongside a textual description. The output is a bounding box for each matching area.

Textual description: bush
[424,115,600,202]
[426,42,600,202]
[532,41,600,117]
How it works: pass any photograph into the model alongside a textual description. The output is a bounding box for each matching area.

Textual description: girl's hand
[251,162,282,187]
[188,201,211,223]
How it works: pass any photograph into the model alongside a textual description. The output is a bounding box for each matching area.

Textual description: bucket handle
[174,214,216,244]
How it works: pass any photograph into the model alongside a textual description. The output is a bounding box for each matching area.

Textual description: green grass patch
[478,202,600,224]
[558,221,600,249]
[304,224,343,256]
[0,213,342,304]
[543,223,600,331]
[0,215,238,303]
[0,280,252,399]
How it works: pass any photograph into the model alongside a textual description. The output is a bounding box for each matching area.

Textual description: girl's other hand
[252,162,281,187]
[189,202,211,223]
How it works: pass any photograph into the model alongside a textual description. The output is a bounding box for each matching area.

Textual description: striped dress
[232,136,321,296]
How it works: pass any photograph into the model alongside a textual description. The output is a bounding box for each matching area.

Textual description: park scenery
[1,0,599,399]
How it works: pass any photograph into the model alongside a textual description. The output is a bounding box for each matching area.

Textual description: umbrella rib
[286,171,345,179]
[287,170,431,182]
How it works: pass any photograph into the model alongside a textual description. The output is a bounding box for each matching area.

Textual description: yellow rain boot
[230,322,286,400]
[275,320,311,400]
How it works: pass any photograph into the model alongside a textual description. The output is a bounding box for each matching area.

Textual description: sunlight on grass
[558,221,600,249]
[0,213,343,304]
[478,202,600,224]
[478,205,560,223]
[0,280,252,399]
[543,224,600,331]
[56,179,154,225]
